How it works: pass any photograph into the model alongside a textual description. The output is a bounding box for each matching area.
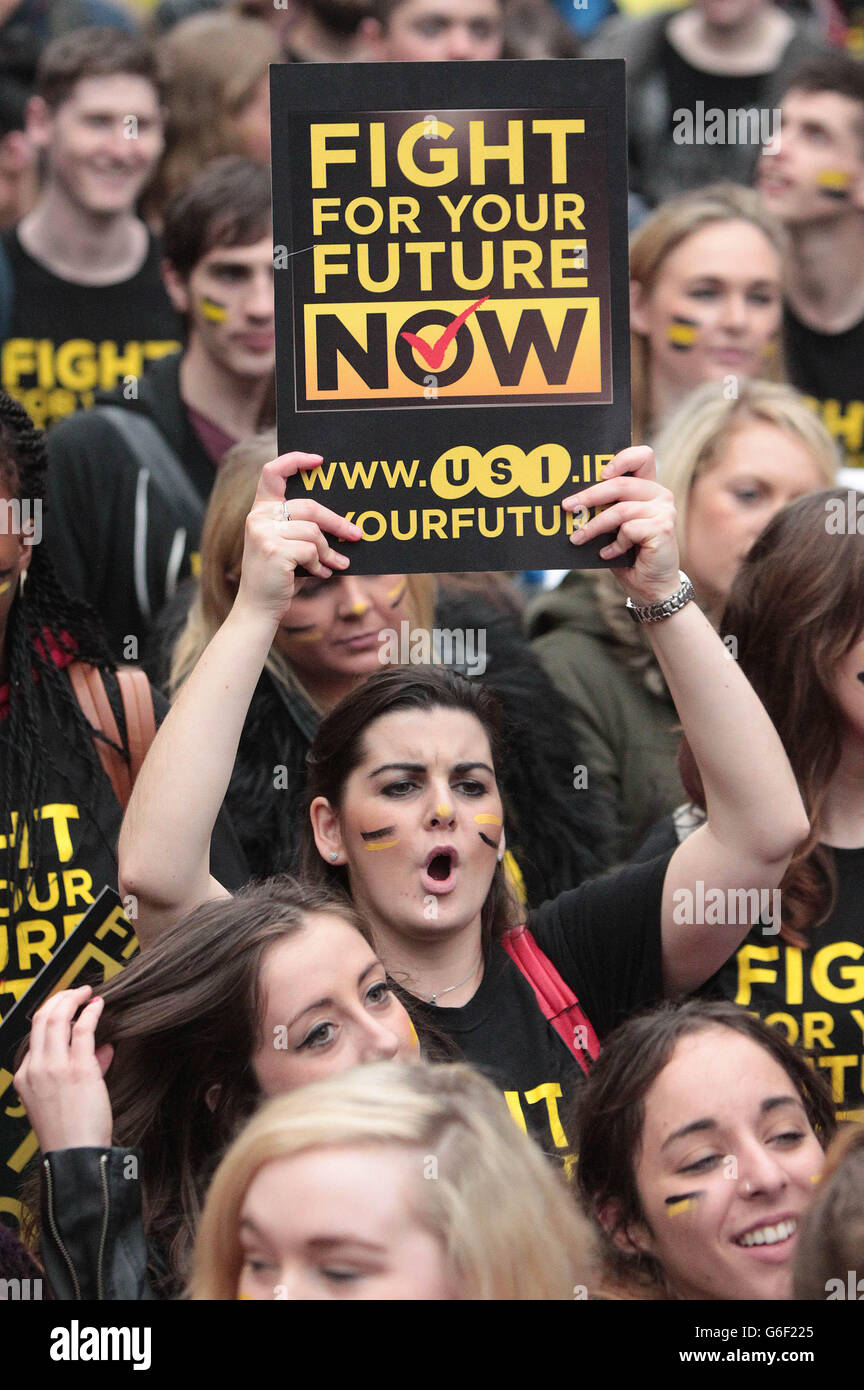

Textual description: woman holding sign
[117,444,809,1161]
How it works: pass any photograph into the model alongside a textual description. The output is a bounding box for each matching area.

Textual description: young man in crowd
[0,29,182,429]
[44,156,275,661]
[360,0,504,61]
[758,54,864,480]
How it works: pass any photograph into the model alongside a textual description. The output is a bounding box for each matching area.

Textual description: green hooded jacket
[525,570,686,864]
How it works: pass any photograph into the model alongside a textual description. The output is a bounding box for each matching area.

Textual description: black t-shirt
[704,846,864,1121]
[0,672,248,1019]
[0,228,183,430]
[661,37,766,129]
[411,851,672,1166]
[783,303,864,470]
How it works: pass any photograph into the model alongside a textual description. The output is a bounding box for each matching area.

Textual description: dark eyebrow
[661,1095,805,1149]
[366,760,494,779]
[285,961,381,1031]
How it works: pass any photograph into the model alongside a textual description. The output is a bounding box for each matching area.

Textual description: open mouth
[422,846,459,893]
[733,1218,797,1249]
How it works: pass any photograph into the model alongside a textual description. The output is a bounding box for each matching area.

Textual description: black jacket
[151,584,613,902]
[41,1148,160,1301]
[44,352,214,661]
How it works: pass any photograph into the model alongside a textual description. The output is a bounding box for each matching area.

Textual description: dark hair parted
[299,665,520,947]
[0,392,120,909]
[793,1123,864,1299]
[574,999,837,1298]
[21,877,372,1295]
[679,489,864,947]
[160,156,272,280]
[36,29,160,110]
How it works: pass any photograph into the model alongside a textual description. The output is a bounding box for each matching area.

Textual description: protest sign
[271,58,631,573]
[0,888,136,1231]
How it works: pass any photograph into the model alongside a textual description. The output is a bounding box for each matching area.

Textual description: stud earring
[328,851,339,862]
[497,848,505,863]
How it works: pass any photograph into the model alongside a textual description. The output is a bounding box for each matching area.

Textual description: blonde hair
[169,431,437,706]
[630,184,788,442]
[188,1060,596,1301]
[147,14,278,218]
[654,378,839,562]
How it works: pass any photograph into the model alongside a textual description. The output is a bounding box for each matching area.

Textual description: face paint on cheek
[857,672,864,684]
[667,316,700,351]
[387,581,407,607]
[198,295,228,322]
[475,812,502,850]
[0,580,11,596]
[664,1190,704,1217]
[816,169,851,200]
[282,624,323,643]
[360,825,399,850]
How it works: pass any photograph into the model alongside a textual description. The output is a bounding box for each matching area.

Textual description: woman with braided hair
[0,389,248,1230]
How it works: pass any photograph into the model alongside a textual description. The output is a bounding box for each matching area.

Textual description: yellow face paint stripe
[199,295,228,322]
[817,169,850,190]
[0,580,11,596]
[665,1197,696,1217]
[474,813,502,825]
[285,628,322,643]
[363,839,398,851]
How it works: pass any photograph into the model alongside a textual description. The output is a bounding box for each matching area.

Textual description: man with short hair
[757,54,864,477]
[0,29,182,429]
[44,157,275,660]
[359,0,504,61]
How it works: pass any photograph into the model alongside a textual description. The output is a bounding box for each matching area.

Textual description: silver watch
[625,571,695,624]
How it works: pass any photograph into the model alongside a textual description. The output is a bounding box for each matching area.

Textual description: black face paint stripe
[360,826,397,842]
[478,831,498,849]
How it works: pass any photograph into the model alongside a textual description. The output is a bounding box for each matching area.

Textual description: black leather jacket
[41,1147,159,1300]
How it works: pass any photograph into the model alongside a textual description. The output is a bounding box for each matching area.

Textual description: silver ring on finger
[278,500,292,523]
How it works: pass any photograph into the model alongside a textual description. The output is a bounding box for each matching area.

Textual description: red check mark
[400,295,489,370]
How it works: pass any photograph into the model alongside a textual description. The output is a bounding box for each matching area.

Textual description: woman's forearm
[647,600,808,858]
[118,604,276,925]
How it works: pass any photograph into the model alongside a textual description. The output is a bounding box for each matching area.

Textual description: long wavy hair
[0,391,121,911]
[679,489,864,947]
[189,1060,597,1301]
[169,431,437,710]
[575,1000,837,1299]
[20,877,381,1295]
[630,184,787,443]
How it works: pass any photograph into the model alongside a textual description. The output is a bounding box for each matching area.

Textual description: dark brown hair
[22,877,371,1295]
[779,54,864,151]
[160,156,271,280]
[679,489,864,947]
[299,665,520,947]
[793,1123,864,1299]
[574,999,837,1298]
[36,29,160,110]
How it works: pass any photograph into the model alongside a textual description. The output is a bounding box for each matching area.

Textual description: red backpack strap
[502,925,600,1076]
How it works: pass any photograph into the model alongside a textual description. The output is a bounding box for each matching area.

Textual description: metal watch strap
[625,571,695,624]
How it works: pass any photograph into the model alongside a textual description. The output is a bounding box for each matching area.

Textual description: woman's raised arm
[565,446,809,995]
[118,453,361,945]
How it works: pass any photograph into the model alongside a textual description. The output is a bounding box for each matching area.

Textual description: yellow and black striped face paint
[387,581,407,608]
[664,1190,703,1217]
[667,316,699,351]
[198,295,229,323]
[816,169,851,200]
[360,825,398,851]
[474,811,502,850]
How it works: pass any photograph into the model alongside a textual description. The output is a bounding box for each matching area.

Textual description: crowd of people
[1,0,863,1305]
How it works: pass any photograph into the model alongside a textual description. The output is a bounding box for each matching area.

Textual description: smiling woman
[574,999,836,1300]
